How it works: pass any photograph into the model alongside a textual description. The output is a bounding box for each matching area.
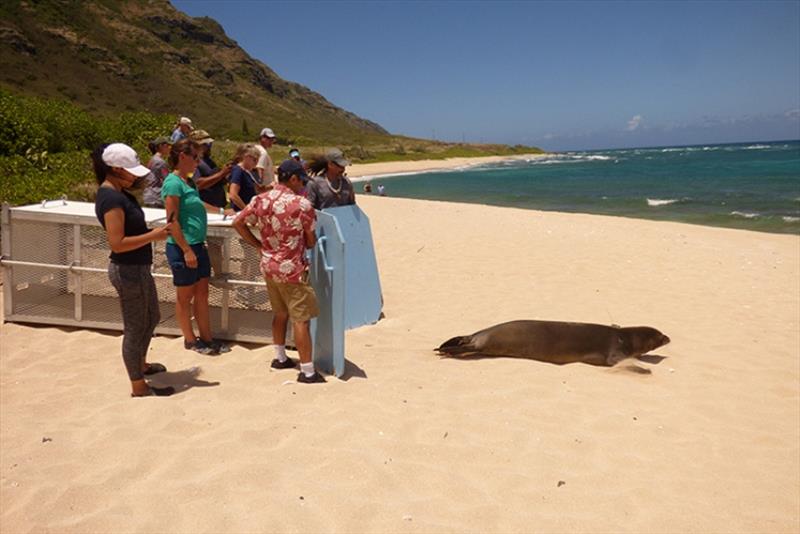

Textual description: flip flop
[143,362,167,375]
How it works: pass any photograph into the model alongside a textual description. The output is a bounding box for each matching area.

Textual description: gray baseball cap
[326,148,350,167]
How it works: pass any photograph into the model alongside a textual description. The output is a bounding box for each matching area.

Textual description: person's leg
[292,320,312,363]
[175,285,196,343]
[286,277,323,382]
[263,276,293,365]
[109,263,170,396]
[167,242,197,344]
[272,312,289,345]
[140,268,162,373]
[194,278,212,342]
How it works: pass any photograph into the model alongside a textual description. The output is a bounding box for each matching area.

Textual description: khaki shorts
[265,275,319,322]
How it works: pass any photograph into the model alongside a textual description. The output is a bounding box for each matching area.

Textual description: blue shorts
[166,242,211,286]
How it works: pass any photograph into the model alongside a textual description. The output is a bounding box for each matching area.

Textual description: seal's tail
[435,335,476,356]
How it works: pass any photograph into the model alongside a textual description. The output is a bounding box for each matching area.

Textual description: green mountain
[0,0,389,145]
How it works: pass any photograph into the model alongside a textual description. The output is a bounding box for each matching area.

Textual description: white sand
[346,153,545,181]
[1,195,799,533]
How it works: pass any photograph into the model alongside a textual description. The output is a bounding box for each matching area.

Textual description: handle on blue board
[317,236,334,272]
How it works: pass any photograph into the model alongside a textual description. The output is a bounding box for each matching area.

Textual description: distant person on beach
[289,148,307,170]
[306,148,356,209]
[143,136,171,208]
[170,116,193,143]
[189,129,233,208]
[92,143,174,397]
[232,159,324,383]
[256,127,276,184]
[377,184,386,196]
[229,143,264,211]
[162,139,231,356]
[363,182,372,194]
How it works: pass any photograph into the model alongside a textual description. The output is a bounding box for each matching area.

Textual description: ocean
[367,140,800,235]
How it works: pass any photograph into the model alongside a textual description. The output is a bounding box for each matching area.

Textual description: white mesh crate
[1,200,275,343]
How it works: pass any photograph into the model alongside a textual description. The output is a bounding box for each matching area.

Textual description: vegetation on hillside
[0,91,541,206]
[0,90,171,205]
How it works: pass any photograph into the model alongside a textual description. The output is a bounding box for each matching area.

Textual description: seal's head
[619,327,670,357]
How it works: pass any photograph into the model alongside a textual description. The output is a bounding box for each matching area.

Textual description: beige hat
[178,116,193,127]
[190,129,214,144]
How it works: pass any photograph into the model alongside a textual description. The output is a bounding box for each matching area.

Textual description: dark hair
[169,139,199,167]
[306,154,329,177]
[147,141,158,155]
[91,143,112,185]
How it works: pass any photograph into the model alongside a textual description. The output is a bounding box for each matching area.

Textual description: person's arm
[229,182,247,210]
[301,202,317,249]
[228,168,248,210]
[303,226,316,249]
[202,202,235,217]
[164,195,197,268]
[305,181,319,210]
[103,208,170,253]
[195,162,233,190]
[232,210,261,249]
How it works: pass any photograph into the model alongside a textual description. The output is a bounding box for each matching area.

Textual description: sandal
[131,385,175,397]
[143,362,167,375]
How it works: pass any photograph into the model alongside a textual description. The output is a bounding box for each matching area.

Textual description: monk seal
[435,320,670,366]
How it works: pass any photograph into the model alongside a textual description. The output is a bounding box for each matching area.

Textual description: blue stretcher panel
[309,205,382,377]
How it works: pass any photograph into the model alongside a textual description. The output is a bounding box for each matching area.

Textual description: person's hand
[184,248,198,268]
[221,162,233,176]
[223,208,236,217]
[152,222,172,241]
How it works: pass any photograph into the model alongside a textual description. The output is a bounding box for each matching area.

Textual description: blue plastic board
[322,205,383,330]
[309,211,346,377]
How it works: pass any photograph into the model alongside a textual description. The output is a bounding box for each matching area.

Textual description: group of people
[93,117,359,397]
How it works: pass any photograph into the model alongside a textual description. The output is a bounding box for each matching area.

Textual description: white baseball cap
[179,116,193,126]
[102,143,151,177]
[260,127,276,139]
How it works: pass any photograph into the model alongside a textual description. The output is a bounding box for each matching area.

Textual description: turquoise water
[369,140,800,235]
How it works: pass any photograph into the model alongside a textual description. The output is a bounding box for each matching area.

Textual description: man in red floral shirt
[232,159,325,383]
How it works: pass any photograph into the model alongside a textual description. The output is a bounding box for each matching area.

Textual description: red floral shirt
[235,184,316,283]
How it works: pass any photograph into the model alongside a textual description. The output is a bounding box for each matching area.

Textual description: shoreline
[346,153,546,181]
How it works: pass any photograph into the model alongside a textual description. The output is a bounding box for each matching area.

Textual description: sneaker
[270,357,298,370]
[208,338,231,354]
[184,339,218,356]
[297,371,326,384]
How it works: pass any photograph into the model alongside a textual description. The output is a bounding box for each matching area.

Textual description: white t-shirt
[255,145,275,183]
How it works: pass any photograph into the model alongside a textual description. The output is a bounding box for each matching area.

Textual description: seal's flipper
[435,335,477,356]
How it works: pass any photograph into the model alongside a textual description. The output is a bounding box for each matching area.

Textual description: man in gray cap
[306,148,356,210]
[256,127,276,184]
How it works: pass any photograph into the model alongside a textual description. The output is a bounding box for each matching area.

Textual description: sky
[173,0,800,151]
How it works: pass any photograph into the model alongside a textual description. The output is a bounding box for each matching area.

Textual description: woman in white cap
[305,148,356,210]
[92,143,174,397]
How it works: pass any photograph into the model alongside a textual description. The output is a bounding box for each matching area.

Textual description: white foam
[782,216,800,223]
[730,211,760,219]
[647,198,678,207]
[742,144,771,150]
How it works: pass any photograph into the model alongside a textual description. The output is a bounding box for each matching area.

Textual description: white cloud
[785,109,800,119]
[626,114,643,131]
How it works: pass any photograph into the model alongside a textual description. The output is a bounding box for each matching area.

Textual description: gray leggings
[108,263,161,381]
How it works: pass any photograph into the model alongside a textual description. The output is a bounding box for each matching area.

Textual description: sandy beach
[1,193,799,533]
[346,153,545,180]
